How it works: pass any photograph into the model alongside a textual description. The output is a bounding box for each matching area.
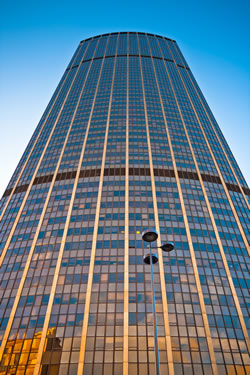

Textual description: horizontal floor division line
[3,168,250,198]
[65,54,190,71]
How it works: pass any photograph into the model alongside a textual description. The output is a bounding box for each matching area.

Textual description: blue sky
[0,0,249,196]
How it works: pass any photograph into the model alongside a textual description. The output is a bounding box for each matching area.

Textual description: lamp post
[142,229,174,375]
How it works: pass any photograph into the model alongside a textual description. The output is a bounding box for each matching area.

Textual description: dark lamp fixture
[143,253,159,265]
[142,229,158,243]
[160,242,175,252]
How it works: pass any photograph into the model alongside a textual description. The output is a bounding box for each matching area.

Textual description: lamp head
[142,229,158,243]
[160,242,175,252]
[143,253,158,265]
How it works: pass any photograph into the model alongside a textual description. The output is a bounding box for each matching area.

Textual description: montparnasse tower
[0,32,249,375]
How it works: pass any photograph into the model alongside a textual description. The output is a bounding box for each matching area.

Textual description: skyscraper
[0,31,249,375]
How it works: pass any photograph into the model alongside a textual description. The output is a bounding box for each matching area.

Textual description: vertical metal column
[149,243,161,375]
[137,33,174,375]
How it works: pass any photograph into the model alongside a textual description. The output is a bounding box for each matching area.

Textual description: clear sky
[0,0,249,196]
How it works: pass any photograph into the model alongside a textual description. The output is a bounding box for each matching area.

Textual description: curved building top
[80,31,176,44]
[66,31,190,70]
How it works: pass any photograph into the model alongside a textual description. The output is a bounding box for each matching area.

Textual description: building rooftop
[80,31,176,44]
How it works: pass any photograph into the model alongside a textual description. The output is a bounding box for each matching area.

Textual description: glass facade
[0,32,249,375]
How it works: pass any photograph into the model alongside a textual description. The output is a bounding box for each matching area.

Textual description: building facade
[0,32,249,375]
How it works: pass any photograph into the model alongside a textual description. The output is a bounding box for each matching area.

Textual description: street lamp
[142,229,175,375]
